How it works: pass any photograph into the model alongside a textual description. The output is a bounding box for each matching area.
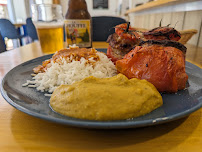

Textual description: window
[93,0,108,9]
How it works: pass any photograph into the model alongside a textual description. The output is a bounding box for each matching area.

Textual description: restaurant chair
[0,19,25,46]
[92,16,126,41]
[0,33,6,53]
[26,18,38,41]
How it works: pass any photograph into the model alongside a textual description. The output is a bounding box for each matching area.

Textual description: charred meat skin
[107,33,138,52]
[143,27,181,41]
[106,45,128,63]
[115,23,140,41]
[116,41,188,93]
[106,23,140,63]
[139,40,187,55]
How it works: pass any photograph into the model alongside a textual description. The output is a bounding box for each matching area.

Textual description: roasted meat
[115,23,140,42]
[33,48,99,73]
[106,45,121,63]
[143,26,181,41]
[116,40,188,93]
[106,23,140,63]
[107,33,137,52]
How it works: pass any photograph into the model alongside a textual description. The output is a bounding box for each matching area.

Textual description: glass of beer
[31,4,65,54]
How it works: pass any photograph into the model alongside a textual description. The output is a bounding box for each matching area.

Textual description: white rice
[23,51,117,94]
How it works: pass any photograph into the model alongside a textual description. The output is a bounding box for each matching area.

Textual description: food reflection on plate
[23,23,190,121]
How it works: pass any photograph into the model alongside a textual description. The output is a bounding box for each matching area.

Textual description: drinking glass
[31,4,65,54]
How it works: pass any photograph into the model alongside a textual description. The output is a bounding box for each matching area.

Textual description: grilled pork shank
[116,40,188,93]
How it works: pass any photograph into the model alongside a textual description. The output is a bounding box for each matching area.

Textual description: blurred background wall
[0,0,201,47]
[59,0,128,17]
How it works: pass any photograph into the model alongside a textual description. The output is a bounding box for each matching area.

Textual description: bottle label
[65,19,91,48]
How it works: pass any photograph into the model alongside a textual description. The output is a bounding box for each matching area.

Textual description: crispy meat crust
[106,45,130,63]
[139,40,187,54]
[107,33,138,52]
[143,27,181,41]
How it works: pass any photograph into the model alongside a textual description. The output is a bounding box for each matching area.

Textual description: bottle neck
[68,0,88,11]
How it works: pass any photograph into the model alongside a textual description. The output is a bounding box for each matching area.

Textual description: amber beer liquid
[35,23,64,54]
[65,0,92,48]
[31,4,64,54]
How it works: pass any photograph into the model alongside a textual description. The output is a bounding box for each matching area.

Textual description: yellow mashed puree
[50,74,163,121]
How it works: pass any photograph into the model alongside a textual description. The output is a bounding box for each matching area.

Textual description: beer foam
[34,22,64,29]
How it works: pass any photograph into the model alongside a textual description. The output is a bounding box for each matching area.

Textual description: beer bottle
[65,0,92,48]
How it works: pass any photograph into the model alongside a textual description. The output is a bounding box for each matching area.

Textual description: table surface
[0,42,201,152]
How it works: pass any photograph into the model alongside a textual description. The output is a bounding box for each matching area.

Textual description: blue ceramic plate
[1,49,202,129]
